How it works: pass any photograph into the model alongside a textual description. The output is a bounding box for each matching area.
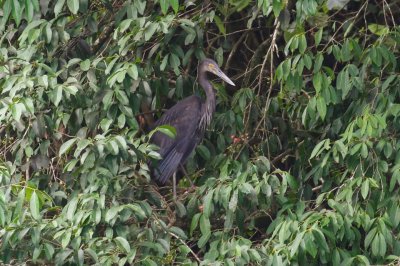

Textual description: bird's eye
[208,63,217,74]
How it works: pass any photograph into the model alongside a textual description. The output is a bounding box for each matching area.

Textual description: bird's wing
[151,96,203,184]
[152,95,202,127]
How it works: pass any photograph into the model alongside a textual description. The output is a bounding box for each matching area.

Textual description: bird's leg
[173,172,177,201]
[179,163,195,187]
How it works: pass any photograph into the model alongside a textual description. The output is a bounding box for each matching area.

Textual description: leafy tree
[0,0,400,265]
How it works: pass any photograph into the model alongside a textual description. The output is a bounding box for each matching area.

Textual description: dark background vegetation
[1,0,400,264]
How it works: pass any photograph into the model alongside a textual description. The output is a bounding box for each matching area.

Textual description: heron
[150,58,235,198]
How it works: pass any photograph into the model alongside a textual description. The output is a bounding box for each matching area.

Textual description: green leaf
[224,210,234,229]
[286,173,299,190]
[13,187,25,221]
[25,0,34,22]
[169,226,187,240]
[361,143,368,158]
[107,139,119,155]
[160,0,169,14]
[382,75,396,91]
[54,0,65,16]
[337,69,351,99]
[312,229,329,252]
[126,203,147,219]
[303,54,312,70]
[30,191,40,220]
[214,15,226,35]
[315,28,323,46]
[116,90,129,105]
[368,24,389,36]
[44,243,55,259]
[74,139,91,157]
[229,190,238,211]
[77,249,84,266]
[115,237,131,253]
[114,136,127,151]
[127,248,137,264]
[127,64,138,80]
[119,19,132,33]
[23,98,35,114]
[361,179,369,199]
[170,0,179,13]
[290,231,305,257]
[199,214,211,236]
[2,0,12,24]
[190,213,201,236]
[197,231,211,249]
[102,90,114,108]
[85,248,98,263]
[44,23,52,43]
[249,249,262,262]
[299,34,307,54]
[11,0,22,26]
[52,86,63,106]
[80,59,90,71]
[145,23,158,41]
[313,72,322,93]
[282,59,291,80]
[56,249,73,264]
[240,183,254,194]
[371,232,379,255]
[61,230,72,248]
[100,118,113,132]
[272,0,283,17]
[316,96,327,120]
[378,233,386,257]
[11,102,25,121]
[152,125,176,139]
[106,206,120,223]
[197,145,210,161]
[310,139,330,159]
[355,255,370,265]
[117,114,126,128]
[390,170,400,192]
[365,228,377,249]
[105,57,119,75]
[202,189,214,217]
[289,36,298,53]
[314,53,324,73]
[59,138,77,156]
[327,0,349,10]
[160,55,169,71]
[169,53,180,69]
[66,197,78,221]
[67,0,79,14]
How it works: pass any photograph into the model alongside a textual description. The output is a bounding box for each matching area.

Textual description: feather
[154,148,183,184]
[150,96,203,183]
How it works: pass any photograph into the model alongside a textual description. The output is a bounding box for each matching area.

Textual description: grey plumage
[151,58,235,185]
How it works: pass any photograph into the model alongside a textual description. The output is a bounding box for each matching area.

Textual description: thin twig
[257,19,279,95]
[321,1,368,52]
[224,33,247,72]
[235,19,280,160]
[168,231,201,262]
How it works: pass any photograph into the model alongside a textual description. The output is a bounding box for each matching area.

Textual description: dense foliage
[1,0,400,264]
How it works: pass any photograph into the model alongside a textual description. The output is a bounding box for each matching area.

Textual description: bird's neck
[198,72,216,130]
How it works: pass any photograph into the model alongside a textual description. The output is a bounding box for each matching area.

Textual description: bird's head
[199,58,235,86]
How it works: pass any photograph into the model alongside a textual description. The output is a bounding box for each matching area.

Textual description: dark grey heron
[151,58,235,197]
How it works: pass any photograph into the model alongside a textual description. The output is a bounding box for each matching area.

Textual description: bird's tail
[152,148,183,185]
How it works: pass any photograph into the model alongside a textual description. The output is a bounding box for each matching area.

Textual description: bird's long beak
[216,68,235,86]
